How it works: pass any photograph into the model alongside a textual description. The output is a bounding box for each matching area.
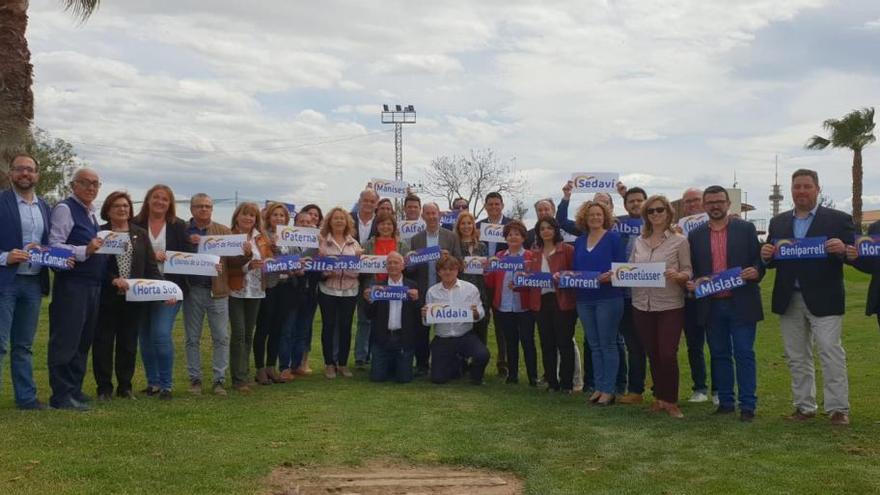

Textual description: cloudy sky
[27,0,880,221]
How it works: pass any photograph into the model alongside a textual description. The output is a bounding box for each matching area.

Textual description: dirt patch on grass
[263,461,523,494]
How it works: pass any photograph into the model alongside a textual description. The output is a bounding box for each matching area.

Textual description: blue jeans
[370,339,414,383]
[140,301,181,391]
[707,299,757,411]
[577,298,624,394]
[0,275,42,407]
[279,297,317,370]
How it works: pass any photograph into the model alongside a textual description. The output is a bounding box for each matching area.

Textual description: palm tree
[0,0,99,187]
[806,107,876,230]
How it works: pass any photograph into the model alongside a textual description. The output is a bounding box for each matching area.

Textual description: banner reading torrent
[694,267,745,299]
[558,270,602,289]
[611,262,666,288]
[424,303,474,324]
[198,234,248,256]
[124,279,184,302]
[370,285,410,301]
[479,223,505,243]
[372,178,409,198]
[276,225,320,249]
[96,231,130,255]
[855,235,880,257]
[27,246,73,270]
[773,237,827,260]
[163,251,220,276]
[570,172,619,193]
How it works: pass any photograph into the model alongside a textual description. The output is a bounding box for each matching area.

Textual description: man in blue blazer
[688,185,764,422]
[0,155,52,410]
[475,191,512,377]
[848,220,880,330]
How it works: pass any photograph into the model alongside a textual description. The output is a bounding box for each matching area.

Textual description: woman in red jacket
[485,220,536,385]
[526,217,577,393]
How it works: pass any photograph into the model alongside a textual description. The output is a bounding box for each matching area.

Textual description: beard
[13,178,35,191]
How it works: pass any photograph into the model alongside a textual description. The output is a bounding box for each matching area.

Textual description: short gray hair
[190,192,212,206]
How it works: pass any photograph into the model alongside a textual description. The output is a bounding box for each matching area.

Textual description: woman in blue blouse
[573,201,626,406]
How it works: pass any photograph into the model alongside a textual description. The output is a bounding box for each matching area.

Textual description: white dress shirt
[357,212,374,242]
[423,279,485,338]
[387,275,403,331]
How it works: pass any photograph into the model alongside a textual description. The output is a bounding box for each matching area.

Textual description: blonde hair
[641,195,674,237]
[262,202,290,231]
[575,201,614,232]
[231,202,264,235]
[320,207,355,239]
[454,211,480,242]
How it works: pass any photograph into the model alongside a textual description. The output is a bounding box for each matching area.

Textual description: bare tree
[505,198,529,221]
[422,148,526,218]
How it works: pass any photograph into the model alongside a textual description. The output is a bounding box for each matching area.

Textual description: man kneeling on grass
[421,256,489,385]
[363,252,420,383]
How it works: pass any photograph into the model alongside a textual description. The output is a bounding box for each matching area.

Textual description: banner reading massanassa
[694,267,745,299]
[773,236,827,260]
[124,279,184,302]
[405,246,441,267]
[570,172,619,193]
[610,262,666,288]
[163,251,220,276]
[198,234,248,256]
[424,303,474,324]
[855,235,880,257]
[96,231,130,255]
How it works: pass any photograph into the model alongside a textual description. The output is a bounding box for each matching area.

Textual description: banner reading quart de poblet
[198,234,248,256]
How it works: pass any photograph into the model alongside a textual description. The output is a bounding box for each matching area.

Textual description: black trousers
[430,332,490,384]
[318,292,357,366]
[93,294,144,395]
[414,321,431,370]
[683,297,710,392]
[619,301,646,394]
[495,310,537,383]
[254,282,295,369]
[535,294,576,391]
[49,276,101,406]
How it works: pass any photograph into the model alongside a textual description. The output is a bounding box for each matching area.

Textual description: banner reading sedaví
[96,231,130,255]
[855,235,880,257]
[611,262,666,288]
[301,255,361,272]
[398,220,426,241]
[694,267,745,299]
[485,255,525,272]
[27,246,73,270]
[163,251,220,276]
[262,255,302,273]
[571,172,619,194]
[424,303,474,324]
[358,255,388,274]
[198,234,248,256]
[479,223,505,243]
[773,236,827,260]
[124,279,184,302]
[372,178,409,198]
[512,271,554,289]
[558,270,601,289]
[276,225,320,249]
[405,246,442,267]
[370,285,410,301]
[464,256,486,275]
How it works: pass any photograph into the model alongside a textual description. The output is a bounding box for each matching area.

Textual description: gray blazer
[406,228,463,302]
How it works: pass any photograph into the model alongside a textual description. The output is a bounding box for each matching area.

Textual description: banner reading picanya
[424,303,474,324]
[124,279,184,302]
[610,262,666,288]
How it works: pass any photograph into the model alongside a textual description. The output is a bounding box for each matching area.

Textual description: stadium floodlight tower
[381,104,416,184]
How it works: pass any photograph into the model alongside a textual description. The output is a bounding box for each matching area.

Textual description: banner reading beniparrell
[694,267,745,299]
[611,262,666,288]
[512,271,554,289]
[424,303,474,324]
[27,246,73,270]
[370,285,410,301]
[855,235,880,257]
[163,251,220,276]
[479,223,505,243]
[405,246,441,267]
[96,231,130,255]
[570,172,619,193]
[773,236,827,260]
[262,255,302,273]
[276,225,320,249]
[558,270,601,289]
[124,279,184,302]
[198,234,248,256]
[372,178,409,198]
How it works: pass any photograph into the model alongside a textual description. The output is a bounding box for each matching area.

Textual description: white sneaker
[712,392,719,406]
[688,391,709,403]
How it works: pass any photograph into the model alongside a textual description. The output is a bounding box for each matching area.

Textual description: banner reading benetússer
[512,271,554,289]
[485,255,525,272]
[262,255,302,273]
[570,172,619,193]
[694,267,745,299]
[300,255,361,272]
[855,235,880,257]
[358,255,387,274]
[370,285,410,301]
[372,178,409,198]
[558,270,602,289]
[424,303,474,324]
[27,246,73,270]
[96,231,130,255]
[124,278,184,302]
[163,251,220,276]
[275,225,320,249]
[198,234,248,256]
[773,236,827,260]
[611,262,666,288]
[479,223,505,243]
[405,246,441,267]
[464,256,486,274]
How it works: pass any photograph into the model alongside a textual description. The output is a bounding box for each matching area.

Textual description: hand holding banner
[96,231,130,255]
[198,234,248,256]
[124,279,183,302]
[611,262,666,288]
[163,251,220,276]
[694,267,745,299]
[773,236,827,260]
[424,303,474,324]
[571,173,619,193]
[276,225,320,249]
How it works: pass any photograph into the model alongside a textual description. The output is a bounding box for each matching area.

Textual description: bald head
[386,251,405,278]
[422,202,440,230]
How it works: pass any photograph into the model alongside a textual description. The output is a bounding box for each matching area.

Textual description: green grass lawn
[1,269,879,494]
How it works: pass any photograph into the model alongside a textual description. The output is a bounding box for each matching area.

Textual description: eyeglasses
[11,166,37,174]
[454,204,469,210]
[646,207,666,215]
[192,204,213,209]
[74,179,102,189]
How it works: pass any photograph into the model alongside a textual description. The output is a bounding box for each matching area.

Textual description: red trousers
[633,307,684,404]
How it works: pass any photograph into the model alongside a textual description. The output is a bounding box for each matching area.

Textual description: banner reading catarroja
[124,279,184,302]
[96,230,130,255]
[610,262,666,288]
[276,225,320,249]
[198,234,248,256]
[163,251,220,276]
[424,303,474,324]
[372,178,409,198]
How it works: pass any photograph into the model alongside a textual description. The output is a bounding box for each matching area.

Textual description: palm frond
[61,0,100,21]
[805,135,830,150]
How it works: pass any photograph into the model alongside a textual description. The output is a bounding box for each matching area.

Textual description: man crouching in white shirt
[421,256,489,384]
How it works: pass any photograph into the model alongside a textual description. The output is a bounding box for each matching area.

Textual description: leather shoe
[117,390,137,400]
[712,406,735,415]
[97,392,113,402]
[783,409,816,422]
[740,410,756,423]
[830,411,850,426]
[73,391,92,403]
[51,397,90,412]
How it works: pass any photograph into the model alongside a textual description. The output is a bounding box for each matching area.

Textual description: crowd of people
[1,153,878,428]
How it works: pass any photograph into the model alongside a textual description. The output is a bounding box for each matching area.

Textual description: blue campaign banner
[855,235,880,257]
[405,245,442,266]
[512,271,554,289]
[694,267,745,299]
[485,255,525,272]
[440,210,460,225]
[370,285,410,301]
[301,255,361,271]
[774,236,827,260]
[28,246,73,270]
[262,255,302,273]
[264,200,296,214]
[612,218,643,236]
[557,270,601,289]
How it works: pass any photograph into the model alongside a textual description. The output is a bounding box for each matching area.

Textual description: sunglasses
[646,207,666,215]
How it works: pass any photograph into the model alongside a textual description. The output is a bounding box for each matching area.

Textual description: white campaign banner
[610,262,666,288]
[677,213,709,237]
[198,234,248,256]
[163,251,220,276]
[276,225,320,249]
[463,256,486,275]
[479,223,505,243]
[372,178,409,198]
[358,255,388,274]
[398,220,426,241]
[96,231,130,255]
[124,279,183,302]
[571,172,619,193]
[424,303,474,324]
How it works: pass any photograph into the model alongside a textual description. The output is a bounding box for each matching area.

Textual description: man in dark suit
[688,185,764,422]
[761,169,855,426]
[352,188,379,368]
[408,202,462,375]
[0,154,52,410]
[476,191,512,377]
[848,220,880,330]
[363,251,420,383]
